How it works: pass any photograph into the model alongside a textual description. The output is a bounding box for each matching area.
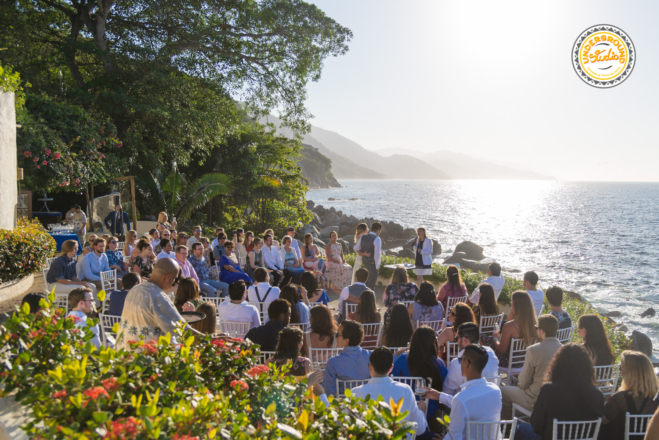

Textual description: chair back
[55,294,70,312]
[336,378,370,397]
[416,320,443,332]
[248,301,270,322]
[219,321,251,339]
[551,418,602,440]
[360,322,382,349]
[98,314,122,347]
[201,296,227,308]
[505,338,527,385]
[480,313,505,337]
[446,341,460,365]
[346,303,358,316]
[310,347,343,371]
[117,241,124,250]
[101,269,117,292]
[389,376,428,393]
[258,351,276,365]
[383,346,408,353]
[556,326,576,344]
[101,292,113,314]
[42,268,51,293]
[484,375,503,386]
[288,322,311,332]
[624,413,652,440]
[46,256,58,268]
[467,419,518,440]
[593,364,621,397]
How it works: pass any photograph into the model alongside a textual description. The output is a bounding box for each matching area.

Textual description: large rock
[323,212,340,226]
[460,259,491,273]
[443,252,466,264]
[606,311,622,318]
[432,241,442,255]
[454,241,485,260]
[319,225,339,237]
[383,238,410,250]
[306,200,315,210]
[640,307,656,318]
[312,237,326,249]
[338,224,354,237]
[398,248,415,259]
[631,330,653,357]
[336,238,349,254]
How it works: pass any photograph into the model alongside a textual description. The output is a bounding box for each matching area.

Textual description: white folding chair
[201,296,227,308]
[360,322,382,349]
[310,347,343,371]
[55,294,70,312]
[218,321,251,339]
[117,241,124,250]
[498,338,527,386]
[446,341,460,365]
[557,326,576,344]
[101,269,117,292]
[594,364,620,397]
[551,418,602,440]
[98,314,122,347]
[288,322,311,332]
[624,413,652,440]
[442,295,469,329]
[480,313,505,337]
[336,378,370,397]
[258,351,276,365]
[512,403,532,422]
[248,301,270,323]
[467,419,518,440]
[346,303,358,316]
[484,375,503,386]
[416,320,444,332]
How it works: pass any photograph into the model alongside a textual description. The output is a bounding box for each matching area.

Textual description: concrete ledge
[0,395,29,440]
[0,275,34,305]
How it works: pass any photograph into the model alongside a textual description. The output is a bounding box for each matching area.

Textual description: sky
[303,0,659,181]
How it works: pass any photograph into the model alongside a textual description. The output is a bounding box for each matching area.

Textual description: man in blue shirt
[188,243,229,297]
[108,272,141,317]
[323,320,371,396]
[245,298,291,351]
[82,238,119,297]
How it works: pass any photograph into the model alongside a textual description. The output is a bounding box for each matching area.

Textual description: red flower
[53,390,67,400]
[246,365,270,377]
[230,380,248,392]
[43,160,48,165]
[102,377,120,393]
[54,152,60,159]
[33,157,38,162]
[36,165,40,169]
[105,417,141,439]
[172,435,200,440]
[142,342,158,355]
[210,338,226,349]
[83,386,109,401]
[45,149,51,155]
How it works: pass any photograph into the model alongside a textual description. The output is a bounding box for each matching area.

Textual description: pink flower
[100,129,104,133]
[101,141,105,146]
[37,166,40,169]
[43,160,47,165]
[230,380,249,392]
[54,153,60,159]
[246,365,270,377]
[45,149,51,155]
[118,142,123,147]
[33,157,38,162]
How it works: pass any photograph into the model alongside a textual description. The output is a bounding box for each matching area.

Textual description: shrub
[0,218,55,283]
[0,293,416,439]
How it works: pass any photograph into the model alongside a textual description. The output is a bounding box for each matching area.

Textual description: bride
[351,223,369,280]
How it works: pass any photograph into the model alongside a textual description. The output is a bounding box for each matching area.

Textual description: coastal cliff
[297,144,341,189]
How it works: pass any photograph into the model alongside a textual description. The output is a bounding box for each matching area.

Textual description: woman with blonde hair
[156,212,176,232]
[412,227,433,284]
[383,266,419,328]
[489,290,537,367]
[599,351,659,440]
[123,230,138,258]
[351,223,368,280]
[437,265,467,310]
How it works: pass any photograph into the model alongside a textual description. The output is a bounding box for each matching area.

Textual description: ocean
[308,180,659,355]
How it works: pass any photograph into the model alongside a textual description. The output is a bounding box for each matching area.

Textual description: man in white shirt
[67,287,102,347]
[424,345,502,440]
[353,222,382,290]
[247,268,280,322]
[156,239,176,260]
[352,347,429,437]
[262,234,285,286]
[338,268,371,319]
[524,271,545,316]
[187,225,202,249]
[216,280,261,329]
[211,227,224,250]
[469,263,506,304]
[285,226,301,259]
[443,323,499,396]
[63,204,87,240]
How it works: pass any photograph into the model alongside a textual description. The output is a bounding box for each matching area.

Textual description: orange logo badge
[572,25,635,88]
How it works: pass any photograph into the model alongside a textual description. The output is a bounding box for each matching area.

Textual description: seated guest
[21,292,47,315]
[338,268,371,320]
[325,230,353,292]
[188,302,217,335]
[501,315,562,419]
[383,266,419,328]
[153,229,171,255]
[514,344,604,440]
[381,303,414,348]
[424,345,502,440]
[247,268,281,311]
[174,245,201,285]
[300,271,330,305]
[187,225,202,249]
[279,284,310,324]
[244,237,266,280]
[245,299,291,351]
[176,232,188,247]
[348,289,381,324]
[219,241,253,285]
[546,286,572,330]
[123,230,137,258]
[578,314,615,366]
[108,273,142,317]
[281,235,305,284]
[489,291,537,367]
[67,287,102,347]
[211,227,225,251]
[131,241,154,279]
[470,283,500,325]
[524,271,545,317]
[469,262,506,303]
[216,281,260,329]
[352,347,430,439]
[262,234,286,286]
[437,265,467,310]
[149,229,160,249]
[46,239,97,295]
[156,238,175,260]
[212,232,228,261]
[174,278,206,313]
[82,234,98,256]
[271,327,312,377]
[200,237,214,266]
[409,281,443,327]
[82,238,122,292]
[302,304,338,355]
[436,302,477,350]
[105,236,128,277]
[323,320,372,397]
[189,243,229,298]
[599,351,659,440]
[443,323,499,396]
[392,326,448,426]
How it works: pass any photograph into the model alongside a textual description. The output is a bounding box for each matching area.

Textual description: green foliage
[0,61,28,110]
[0,294,414,439]
[0,219,55,283]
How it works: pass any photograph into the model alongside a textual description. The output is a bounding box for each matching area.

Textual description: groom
[354,222,382,290]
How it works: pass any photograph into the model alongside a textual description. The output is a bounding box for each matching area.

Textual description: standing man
[104,204,131,240]
[64,204,87,242]
[285,227,301,259]
[338,268,371,321]
[262,234,285,286]
[353,222,382,290]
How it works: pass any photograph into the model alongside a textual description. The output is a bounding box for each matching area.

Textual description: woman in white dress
[351,223,369,281]
[412,227,433,284]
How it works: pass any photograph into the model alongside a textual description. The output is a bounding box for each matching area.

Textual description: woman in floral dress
[325,231,352,291]
[383,266,419,329]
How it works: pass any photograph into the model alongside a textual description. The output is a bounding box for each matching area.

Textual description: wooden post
[85,185,92,230]
[90,185,94,232]
[115,176,138,232]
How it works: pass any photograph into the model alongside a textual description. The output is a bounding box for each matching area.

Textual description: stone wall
[0,92,17,230]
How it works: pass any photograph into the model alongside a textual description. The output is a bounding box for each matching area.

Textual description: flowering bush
[0,218,55,283]
[0,293,415,439]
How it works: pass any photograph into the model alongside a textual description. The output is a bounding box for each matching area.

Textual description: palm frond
[176,173,233,221]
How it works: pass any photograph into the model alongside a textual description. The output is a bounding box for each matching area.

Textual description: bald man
[117,258,201,350]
